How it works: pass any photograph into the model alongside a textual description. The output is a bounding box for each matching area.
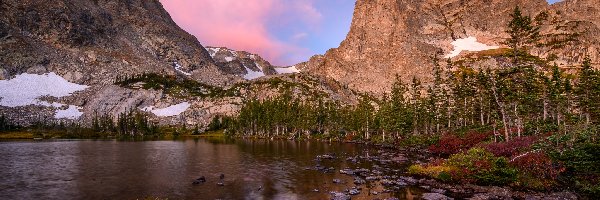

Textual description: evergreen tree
[506,6,540,63]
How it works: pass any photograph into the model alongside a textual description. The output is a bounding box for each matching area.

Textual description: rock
[349,189,360,195]
[422,193,453,200]
[340,169,354,175]
[391,155,408,162]
[353,178,366,185]
[312,189,319,192]
[365,176,379,181]
[398,176,418,185]
[333,179,343,184]
[26,65,48,75]
[381,179,396,186]
[318,154,336,160]
[219,173,225,180]
[395,179,408,186]
[0,68,8,80]
[217,182,225,186]
[524,192,578,200]
[431,188,446,194]
[330,192,351,200]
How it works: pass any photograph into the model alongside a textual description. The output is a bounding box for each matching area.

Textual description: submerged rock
[192,176,206,184]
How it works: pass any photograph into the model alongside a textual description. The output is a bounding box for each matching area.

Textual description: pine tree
[506,6,540,63]
[576,56,597,125]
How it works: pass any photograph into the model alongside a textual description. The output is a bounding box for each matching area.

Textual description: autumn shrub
[446,148,518,185]
[410,148,517,185]
[510,151,564,190]
[429,131,492,156]
[480,136,539,157]
[532,130,600,195]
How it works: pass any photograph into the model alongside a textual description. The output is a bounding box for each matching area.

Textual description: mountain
[0,0,346,127]
[0,0,239,85]
[205,47,301,80]
[0,0,299,126]
[299,0,600,94]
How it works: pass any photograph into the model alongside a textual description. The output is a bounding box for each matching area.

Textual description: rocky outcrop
[0,0,238,86]
[300,0,600,94]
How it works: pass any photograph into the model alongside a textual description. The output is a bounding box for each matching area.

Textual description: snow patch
[0,72,89,107]
[243,64,265,80]
[142,102,191,117]
[206,47,221,58]
[445,36,499,58]
[54,105,84,120]
[274,66,300,74]
[225,57,235,62]
[174,62,191,76]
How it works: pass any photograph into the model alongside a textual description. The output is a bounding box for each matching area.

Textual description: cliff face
[0,0,237,85]
[300,0,600,94]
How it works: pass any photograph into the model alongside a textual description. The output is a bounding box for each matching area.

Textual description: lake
[0,137,426,200]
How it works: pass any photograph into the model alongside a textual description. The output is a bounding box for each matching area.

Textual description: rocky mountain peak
[300,0,600,94]
[205,46,300,80]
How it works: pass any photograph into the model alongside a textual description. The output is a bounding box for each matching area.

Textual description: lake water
[0,138,426,200]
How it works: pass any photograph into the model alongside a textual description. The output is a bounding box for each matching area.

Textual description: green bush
[410,148,517,185]
[446,148,517,185]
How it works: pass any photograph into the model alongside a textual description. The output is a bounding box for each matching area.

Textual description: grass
[0,131,35,139]
[187,130,226,138]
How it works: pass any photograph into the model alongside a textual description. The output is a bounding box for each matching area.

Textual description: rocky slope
[299,0,600,94]
[0,0,312,127]
[0,0,239,85]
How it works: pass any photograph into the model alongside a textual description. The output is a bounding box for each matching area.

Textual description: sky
[160,0,355,66]
[160,0,561,66]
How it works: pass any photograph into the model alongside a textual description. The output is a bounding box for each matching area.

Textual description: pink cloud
[160,0,321,66]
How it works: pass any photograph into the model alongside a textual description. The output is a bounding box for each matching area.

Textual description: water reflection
[0,138,424,199]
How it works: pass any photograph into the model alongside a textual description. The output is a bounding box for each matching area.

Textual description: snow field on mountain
[274,66,300,74]
[446,36,499,58]
[142,102,191,117]
[0,73,88,119]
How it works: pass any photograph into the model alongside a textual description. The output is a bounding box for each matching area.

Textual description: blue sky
[162,0,562,66]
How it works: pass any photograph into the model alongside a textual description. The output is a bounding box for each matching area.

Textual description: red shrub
[429,131,492,155]
[481,136,538,157]
[511,152,564,180]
